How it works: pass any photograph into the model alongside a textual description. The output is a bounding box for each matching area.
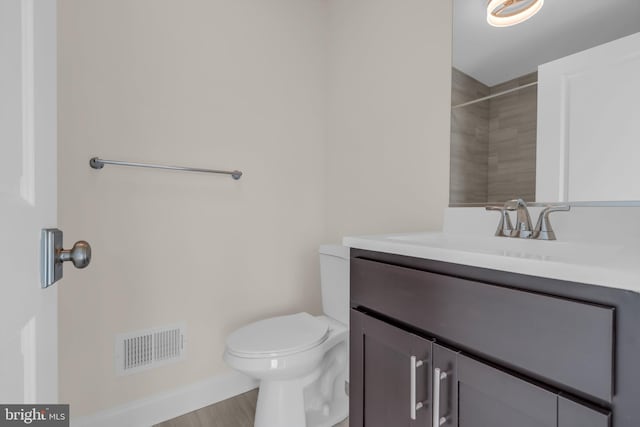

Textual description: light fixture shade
[487,0,544,27]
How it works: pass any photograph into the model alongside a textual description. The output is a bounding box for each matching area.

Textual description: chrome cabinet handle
[410,355,425,420]
[433,368,448,426]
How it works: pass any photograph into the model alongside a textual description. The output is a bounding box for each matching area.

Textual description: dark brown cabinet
[350,310,432,426]
[456,354,556,427]
[434,344,609,427]
[558,397,611,427]
[352,310,611,427]
[351,257,615,403]
[350,249,622,427]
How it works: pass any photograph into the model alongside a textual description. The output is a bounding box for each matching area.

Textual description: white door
[1,0,58,403]
[536,32,640,202]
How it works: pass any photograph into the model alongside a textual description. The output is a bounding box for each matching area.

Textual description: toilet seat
[226,312,329,358]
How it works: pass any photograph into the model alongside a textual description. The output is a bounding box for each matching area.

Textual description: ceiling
[453,0,640,86]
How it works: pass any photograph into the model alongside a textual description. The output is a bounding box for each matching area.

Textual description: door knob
[41,228,92,288]
[59,240,92,269]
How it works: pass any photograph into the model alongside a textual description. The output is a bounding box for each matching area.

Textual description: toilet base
[304,389,348,427]
[255,379,307,427]
[254,379,348,427]
[253,340,348,427]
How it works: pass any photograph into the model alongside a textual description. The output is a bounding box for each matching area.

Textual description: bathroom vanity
[347,1,640,424]
[345,218,640,427]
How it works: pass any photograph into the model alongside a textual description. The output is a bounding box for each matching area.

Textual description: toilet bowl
[223,245,349,427]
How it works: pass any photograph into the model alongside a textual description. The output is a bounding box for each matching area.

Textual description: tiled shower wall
[488,72,537,202]
[450,68,537,204]
[450,68,490,204]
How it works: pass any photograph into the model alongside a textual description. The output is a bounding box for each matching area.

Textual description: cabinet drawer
[351,257,615,402]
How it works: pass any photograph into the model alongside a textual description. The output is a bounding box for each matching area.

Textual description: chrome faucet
[486,199,570,240]
[485,205,513,237]
[503,199,533,238]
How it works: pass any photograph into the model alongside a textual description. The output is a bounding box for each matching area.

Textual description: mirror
[450,0,640,205]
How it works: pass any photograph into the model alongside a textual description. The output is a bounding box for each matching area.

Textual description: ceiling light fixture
[487,0,544,27]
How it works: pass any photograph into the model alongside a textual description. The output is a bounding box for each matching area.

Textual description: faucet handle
[486,206,513,237]
[534,205,571,240]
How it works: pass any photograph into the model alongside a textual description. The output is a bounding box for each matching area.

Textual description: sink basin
[378,232,622,265]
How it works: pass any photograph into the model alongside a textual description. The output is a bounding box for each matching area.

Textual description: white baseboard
[71,371,258,427]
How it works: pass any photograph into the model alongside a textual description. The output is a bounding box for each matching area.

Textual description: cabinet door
[457,354,557,427]
[433,344,458,427]
[350,309,432,427]
[558,397,610,427]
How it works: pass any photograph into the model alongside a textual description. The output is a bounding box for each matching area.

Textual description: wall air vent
[115,323,186,375]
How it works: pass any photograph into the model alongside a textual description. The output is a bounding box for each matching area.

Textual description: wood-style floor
[154,389,348,427]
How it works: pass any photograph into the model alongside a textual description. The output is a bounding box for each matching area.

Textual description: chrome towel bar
[89,157,242,180]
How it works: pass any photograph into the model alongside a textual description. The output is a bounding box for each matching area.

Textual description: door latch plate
[41,228,63,288]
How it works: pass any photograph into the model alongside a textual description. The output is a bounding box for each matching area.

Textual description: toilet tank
[319,244,350,326]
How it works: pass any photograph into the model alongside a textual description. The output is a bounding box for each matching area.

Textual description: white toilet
[224,245,349,427]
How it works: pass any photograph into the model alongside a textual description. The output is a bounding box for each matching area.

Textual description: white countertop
[343,207,640,294]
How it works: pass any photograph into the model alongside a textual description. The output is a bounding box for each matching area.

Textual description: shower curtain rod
[89,157,243,180]
[452,81,538,110]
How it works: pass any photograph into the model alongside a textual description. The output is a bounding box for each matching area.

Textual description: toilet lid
[226,312,329,357]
